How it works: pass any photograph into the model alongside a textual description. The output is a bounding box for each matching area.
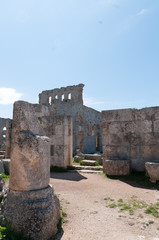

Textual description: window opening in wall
[50,145,54,156]
[92,126,95,136]
[61,94,64,101]
[68,93,71,100]
[96,124,100,129]
[96,133,100,151]
[49,96,52,105]
[86,125,89,136]
[55,95,58,99]
[3,127,6,131]
[78,115,83,123]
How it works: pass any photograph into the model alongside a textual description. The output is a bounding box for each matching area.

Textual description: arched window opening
[49,96,52,105]
[68,93,71,100]
[96,133,100,151]
[96,124,100,129]
[55,95,58,99]
[78,115,83,123]
[92,126,95,136]
[86,125,89,136]
[61,94,64,101]
[3,127,6,131]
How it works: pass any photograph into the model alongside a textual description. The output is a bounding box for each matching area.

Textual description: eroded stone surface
[1,101,60,240]
[2,159,10,174]
[145,162,159,183]
[102,107,159,171]
[103,159,130,175]
[1,185,60,240]
[9,101,50,191]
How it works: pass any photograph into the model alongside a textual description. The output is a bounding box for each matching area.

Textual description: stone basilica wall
[102,107,159,171]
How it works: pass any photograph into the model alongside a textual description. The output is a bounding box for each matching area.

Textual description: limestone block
[2,159,10,174]
[0,160,4,173]
[0,174,5,191]
[102,109,135,122]
[1,185,60,240]
[103,159,130,175]
[9,101,50,191]
[145,162,159,183]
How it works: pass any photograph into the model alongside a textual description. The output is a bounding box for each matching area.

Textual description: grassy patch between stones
[0,172,9,181]
[0,219,27,240]
[105,196,159,219]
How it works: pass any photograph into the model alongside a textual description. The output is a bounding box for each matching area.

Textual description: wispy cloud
[84,96,105,107]
[137,8,148,16]
[0,88,23,104]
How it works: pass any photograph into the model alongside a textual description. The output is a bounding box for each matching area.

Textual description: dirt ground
[50,171,159,240]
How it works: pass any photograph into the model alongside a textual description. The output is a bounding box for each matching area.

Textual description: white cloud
[84,96,105,107]
[137,8,148,16]
[0,88,23,105]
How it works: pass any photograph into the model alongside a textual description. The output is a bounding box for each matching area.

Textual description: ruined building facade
[4,84,102,168]
[37,84,102,156]
[0,118,12,152]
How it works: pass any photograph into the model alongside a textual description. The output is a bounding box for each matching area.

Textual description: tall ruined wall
[39,84,84,105]
[34,105,73,167]
[0,117,12,151]
[53,101,102,153]
[38,84,102,154]
[102,107,159,171]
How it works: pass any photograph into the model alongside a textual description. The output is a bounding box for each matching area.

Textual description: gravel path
[50,171,159,240]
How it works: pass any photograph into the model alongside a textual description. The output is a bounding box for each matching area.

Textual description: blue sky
[0,0,159,118]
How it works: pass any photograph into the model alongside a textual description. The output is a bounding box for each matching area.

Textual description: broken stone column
[1,101,60,240]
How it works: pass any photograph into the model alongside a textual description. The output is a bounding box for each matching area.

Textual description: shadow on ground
[53,228,64,240]
[50,171,87,182]
[107,171,159,190]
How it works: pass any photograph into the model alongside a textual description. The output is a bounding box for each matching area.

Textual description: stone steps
[77,169,103,174]
[73,165,103,173]
[80,160,97,166]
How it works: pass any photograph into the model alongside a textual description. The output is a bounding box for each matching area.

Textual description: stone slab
[103,159,130,176]
[145,162,159,183]
[81,160,97,166]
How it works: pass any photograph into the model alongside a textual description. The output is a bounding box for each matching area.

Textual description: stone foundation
[1,185,60,240]
[103,159,130,175]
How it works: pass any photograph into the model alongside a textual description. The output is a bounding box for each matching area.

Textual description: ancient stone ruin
[102,107,159,176]
[1,84,159,180]
[1,101,60,240]
[38,83,102,155]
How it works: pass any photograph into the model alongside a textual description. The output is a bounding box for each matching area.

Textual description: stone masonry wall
[34,105,73,167]
[0,117,11,151]
[38,84,102,154]
[102,107,159,171]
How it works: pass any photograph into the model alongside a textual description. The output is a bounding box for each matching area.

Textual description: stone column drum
[1,101,60,240]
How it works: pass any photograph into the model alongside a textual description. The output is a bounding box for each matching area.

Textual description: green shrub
[0,219,27,240]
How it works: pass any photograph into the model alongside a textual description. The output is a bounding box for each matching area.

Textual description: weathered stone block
[103,159,130,175]
[145,162,159,183]
[0,160,4,173]
[9,101,50,192]
[1,185,60,240]
[2,159,10,174]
